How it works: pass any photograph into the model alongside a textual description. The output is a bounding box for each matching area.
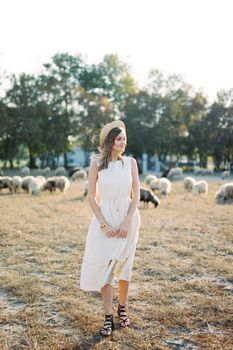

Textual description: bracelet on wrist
[100,222,108,229]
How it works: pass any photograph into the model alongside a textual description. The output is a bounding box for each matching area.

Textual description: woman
[80,120,141,336]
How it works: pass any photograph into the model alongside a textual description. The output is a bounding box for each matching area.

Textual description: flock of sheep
[0,166,87,195]
[0,165,232,206]
[140,167,233,207]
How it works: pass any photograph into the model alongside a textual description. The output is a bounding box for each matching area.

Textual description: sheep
[145,174,158,187]
[43,177,58,193]
[194,167,203,175]
[215,182,233,203]
[81,179,89,198]
[71,169,88,181]
[84,166,89,174]
[166,167,183,179]
[0,176,13,194]
[12,176,23,193]
[149,178,160,191]
[222,171,230,180]
[161,168,171,178]
[68,166,83,177]
[219,183,233,201]
[140,187,160,208]
[54,167,67,176]
[29,177,46,195]
[215,183,227,203]
[20,166,30,176]
[203,169,214,175]
[183,176,196,192]
[42,167,51,176]
[194,167,213,176]
[56,176,70,192]
[158,177,171,196]
[21,176,35,192]
[192,180,208,196]
[36,175,46,183]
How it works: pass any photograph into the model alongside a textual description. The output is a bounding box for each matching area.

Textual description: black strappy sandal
[100,314,115,336]
[118,304,130,328]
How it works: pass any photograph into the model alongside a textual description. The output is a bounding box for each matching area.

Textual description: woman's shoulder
[89,153,101,167]
[122,157,138,171]
[123,156,137,164]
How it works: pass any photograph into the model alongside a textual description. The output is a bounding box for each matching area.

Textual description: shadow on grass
[72,331,116,350]
[71,323,141,350]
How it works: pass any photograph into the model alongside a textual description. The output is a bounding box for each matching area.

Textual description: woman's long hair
[91,127,125,171]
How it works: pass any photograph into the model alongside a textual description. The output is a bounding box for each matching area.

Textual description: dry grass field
[0,179,233,350]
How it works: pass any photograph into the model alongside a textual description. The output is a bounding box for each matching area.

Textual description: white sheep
[204,169,213,175]
[21,176,35,192]
[36,175,46,184]
[12,176,23,193]
[20,166,30,176]
[158,177,171,196]
[183,176,196,192]
[29,177,45,195]
[194,167,213,175]
[221,171,230,180]
[192,180,208,196]
[42,167,51,176]
[57,176,70,192]
[149,178,160,191]
[145,174,158,187]
[215,182,233,203]
[194,167,203,175]
[0,176,13,194]
[54,167,67,176]
[71,169,88,181]
[167,167,183,179]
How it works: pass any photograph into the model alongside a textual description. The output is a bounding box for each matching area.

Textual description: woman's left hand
[117,218,132,238]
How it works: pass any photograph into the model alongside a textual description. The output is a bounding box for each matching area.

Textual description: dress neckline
[109,156,124,163]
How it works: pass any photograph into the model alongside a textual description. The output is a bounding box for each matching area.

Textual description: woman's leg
[118,279,130,327]
[118,279,129,306]
[101,283,113,314]
[100,284,114,336]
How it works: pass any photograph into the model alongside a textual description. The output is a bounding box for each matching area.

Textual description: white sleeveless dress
[80,156,141,291]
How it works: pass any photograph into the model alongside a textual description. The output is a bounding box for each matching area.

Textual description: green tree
[79,54,137,111]
[207,89,233,169]
[146,70,195,162]
[0,98,19,167]
[4,73,42,168]
[68,53,137,151]
[183,91,209,164]
[123,90,160,161]
[40,53,85,166]
[77,88,115,151]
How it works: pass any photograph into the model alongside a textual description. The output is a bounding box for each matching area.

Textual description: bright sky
[1,0,233,100]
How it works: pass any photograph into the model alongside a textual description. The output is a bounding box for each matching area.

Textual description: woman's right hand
[102,224,117,238]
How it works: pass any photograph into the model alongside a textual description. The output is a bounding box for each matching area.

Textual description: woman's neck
[110,152,122,161]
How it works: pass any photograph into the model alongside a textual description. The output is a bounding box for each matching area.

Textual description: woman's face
[112,129,127,153]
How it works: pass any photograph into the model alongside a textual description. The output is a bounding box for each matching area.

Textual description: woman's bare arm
[117,158,140,238]
[88,160,116,237]
[126,158,140,220]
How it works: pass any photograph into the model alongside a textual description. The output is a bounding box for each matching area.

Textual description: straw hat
[99,120,126,149]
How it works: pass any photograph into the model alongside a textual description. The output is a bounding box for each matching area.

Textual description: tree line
[0,52,232,169]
